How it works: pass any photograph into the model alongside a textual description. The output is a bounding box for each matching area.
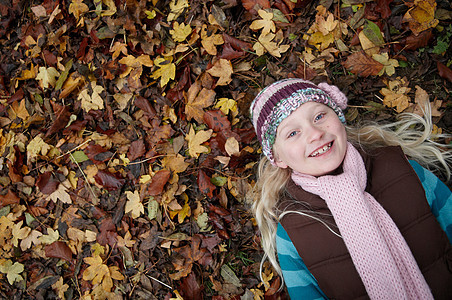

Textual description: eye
[288,131,298,138]
[314,112,326,122]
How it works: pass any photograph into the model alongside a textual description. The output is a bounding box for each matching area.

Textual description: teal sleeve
[276,223,328,300]
[409,160,452,242]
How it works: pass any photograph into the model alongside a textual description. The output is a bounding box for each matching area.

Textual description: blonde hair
[252,105,452,283]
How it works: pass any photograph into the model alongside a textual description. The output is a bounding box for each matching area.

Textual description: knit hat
[250,78,348,163]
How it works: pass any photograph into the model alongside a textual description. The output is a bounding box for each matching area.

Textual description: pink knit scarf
[291,142,433,299]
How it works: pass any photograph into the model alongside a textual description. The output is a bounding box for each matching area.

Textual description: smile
[309,142,333,157]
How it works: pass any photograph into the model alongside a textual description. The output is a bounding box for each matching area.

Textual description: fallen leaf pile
[0,0,451,299]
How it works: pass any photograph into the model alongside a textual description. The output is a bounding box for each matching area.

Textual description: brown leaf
[241,0,270,13]
[180,272,204,300]
[404,30,432,50]
[36,172,59,195]
[46,105,71,137]
[148,170,171,196]
[197,170,216,198]
[128,139,146,161]
[134,96,156,117]
[342,51,384,77]
[203,110,231,132]
[218,43,246,60]
[0,189,20,207]
[85,144,113,164]
[437,61,452,83]
[94,170,125,191]
[45,241,73,262]
[375,0,394,19]
[185,80,216,123]
[222,34,252,51]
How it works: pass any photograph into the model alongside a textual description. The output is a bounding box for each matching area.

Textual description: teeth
[310,142,332,157]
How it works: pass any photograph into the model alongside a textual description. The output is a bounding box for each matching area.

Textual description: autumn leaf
[52,277,69,300]
[68,0,88,26]
[185,80,216,123]
[402,0,439,35]
[110,41,128,60]
[36,66,60,89]
[125,190,144,219]
[27,135,52,162]
[379,77,411,113]
[225,137,240,156]
[151,56,176,87]
[372,52,399,76]
[20,229,42,251]
[170,22,192,42]
[11,220,30,247]
[0,259,24,285]
[161,154,190,174]
[253,31,290,57]
[39,228,60,245]
[78,81,105,112]
[250,10,275,35]
[412,85,443,117]
[214,98,238,116]
[186,125,213,158]
[201,24,224,56]
[343,51,384,77]
[47,181,72,204]
[207,59,233,86]
[83,254,124,292]
[167,0,189,22]
[117,231,136,248]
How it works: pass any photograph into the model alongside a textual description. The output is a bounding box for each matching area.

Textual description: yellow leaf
[177,198,191,224]
[201,24,224,56]
[402,0,438,35]
[47,182,72,204]
[207,59,233,86]
[151,57,176,87]
[117,231,136,248]
[8,99,30,121]
[250,10,275,35]
[78,82,105,112]
[170,22,192,42]
[185,80,216,122]
[52,277,69,300]
[11,221,30,247]
[110,41,128,60]
[39,228,60,245]
[307,31,334,51]
[125,190,144,219]
[167,0,189,22]
[214,98,237,116]
[69,0,88,23]
[0,259,24,285]
[20,229,42,251]
[27,135,51,162]
[83,254,111,289]
[185,125,213,158]
[254,32,289,57]
[161,154,190,173]
[372,53,399,76]
[36,66,60,89]
[17,63,37,80]
[380,77,411,113]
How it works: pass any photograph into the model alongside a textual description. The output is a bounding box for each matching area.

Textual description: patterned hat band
[250,79,348,163]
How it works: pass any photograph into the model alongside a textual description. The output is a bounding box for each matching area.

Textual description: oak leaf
[125,191,144,219]
[186,125,213,158]
[207,59,233,86]
[78,82,104,112]
[250,10,275,35]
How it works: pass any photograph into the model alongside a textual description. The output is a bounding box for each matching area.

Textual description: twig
[70,152,99,202]
[146,274,173,290]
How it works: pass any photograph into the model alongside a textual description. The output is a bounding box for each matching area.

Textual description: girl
[250,78,452,299]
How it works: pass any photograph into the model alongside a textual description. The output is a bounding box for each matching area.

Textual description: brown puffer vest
[278,146,452,299]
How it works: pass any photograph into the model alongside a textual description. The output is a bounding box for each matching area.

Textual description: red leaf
[85,144,113,164]
[241,0,270,13]
[97,217,118,247]
[180,272,204,300]
[437,61,452,83]
[8,88,24,104]
[148,169,171,196]
[134,96,156,117]
[404,30,432,50]
[342,51,383,77]
[28,206,49,217]
[203,110,231,132]
[197,170,216,198]
[375,0,393,19]
[219,43,246,60]
[46,105,71,137]
[63,120,88,134]
[94,170,125,191]
[0,189,20,207]
[222,34,252,52]
[128,139,146,161]
[36,172,59,195]
[45,241,73,262]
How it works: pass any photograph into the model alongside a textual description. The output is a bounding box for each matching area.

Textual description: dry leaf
[170,22,192,42]
[151,56,176,87]
[402,0,439,35]
[185,125,213,158]
[372,53,399,76]
[343,51,384,77]
[379,77,411,113]
[207,59,233,86]
[249,10,275,35]
[36,66,60,89]
[185,81,216,123]
[78,82,105,112]
[125,190,144,219]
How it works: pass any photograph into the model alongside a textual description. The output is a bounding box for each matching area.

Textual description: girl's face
[273,102,347,177]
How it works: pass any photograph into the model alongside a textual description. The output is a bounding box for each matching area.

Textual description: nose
[306,125,324,143]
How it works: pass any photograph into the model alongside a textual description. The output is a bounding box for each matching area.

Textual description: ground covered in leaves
[0,0,451,299]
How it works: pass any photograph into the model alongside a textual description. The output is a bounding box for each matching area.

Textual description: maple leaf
[316,12,338,35]
[83,254,124,292]
[117,231,136,248]
[250,10,275,35]
[161,154,190,174]
[253,32,289,57]
[68,0,88,26]
[110,41,128,60]
[342,51,384,77]
[412,85,443,118]
[169,197,191,224]
[125,190,144,219]
[402,0,438,36]
[27,135,51,162]
[47,181,72,204]
[78,82,105,112]
[52,277,69,300]
[167,0,189,22]
[20,229,42,251]
[185,125,213,158]
[11,221,30,247]
[185,80,216,123]
[0,259,24,285]
[39,228,60,245]
[379,77,411,113]
[201,25,224,56]
[372,53,399,76]
[151,56,176,87]
[207,59,233,86]
[170,22,192,42]
[36,66,60,89]
[214,98,238,116]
